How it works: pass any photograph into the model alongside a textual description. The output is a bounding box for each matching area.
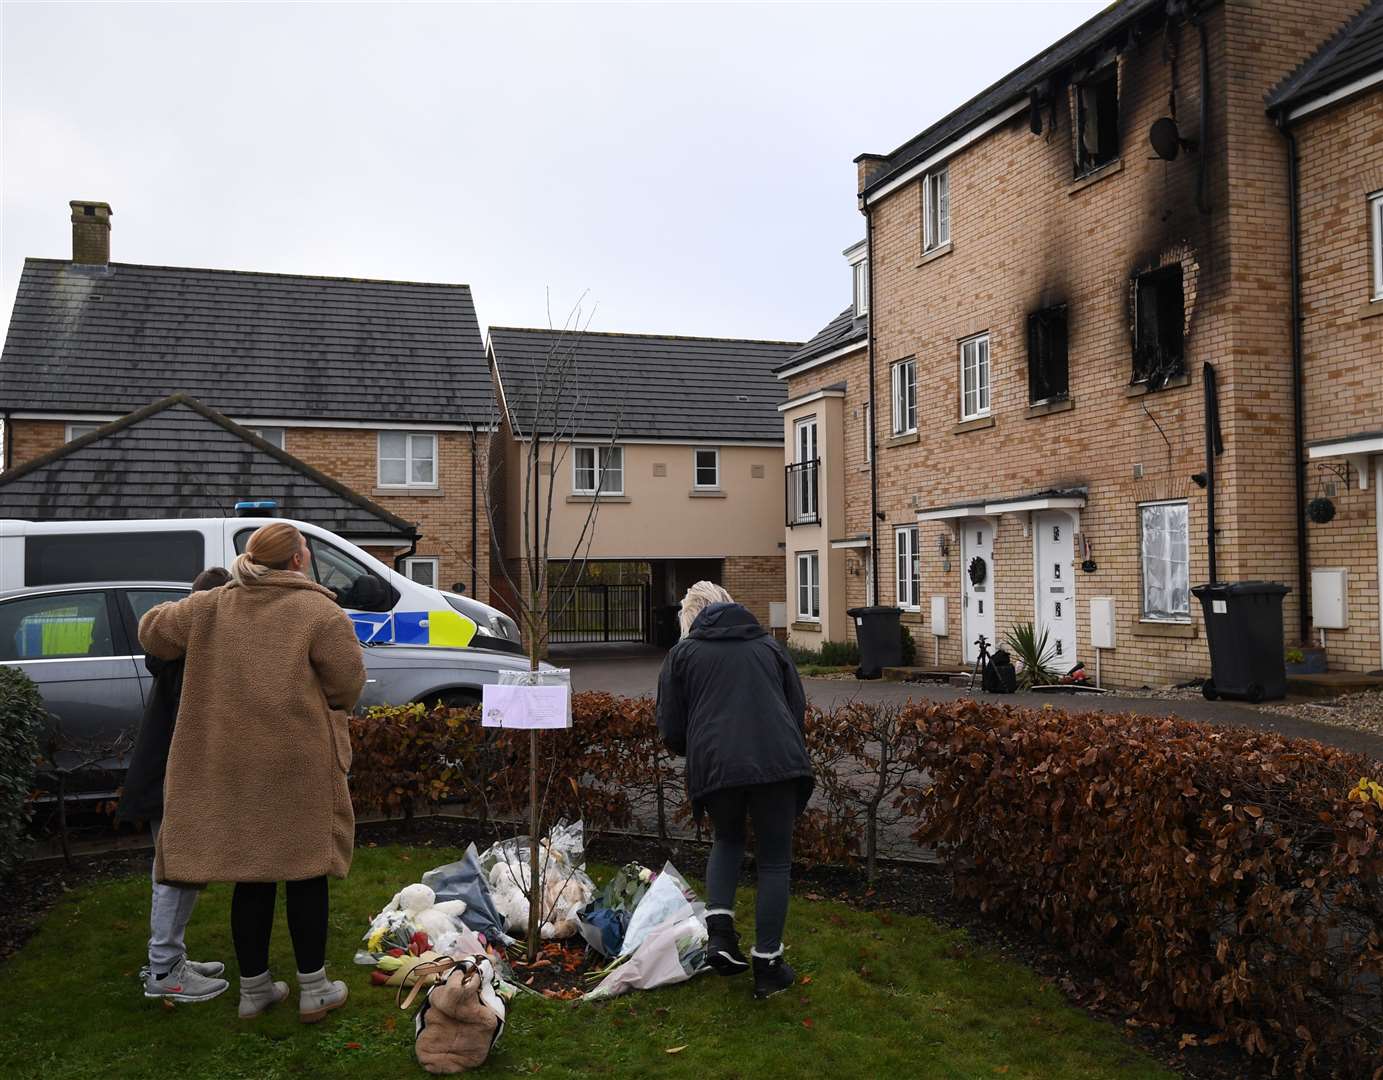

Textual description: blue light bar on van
[234,500,279,518]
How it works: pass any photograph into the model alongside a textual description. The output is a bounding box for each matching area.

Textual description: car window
[0,592,115,661]
[25,531,204,585]
[123,589,189,630]
[233,528,392,612]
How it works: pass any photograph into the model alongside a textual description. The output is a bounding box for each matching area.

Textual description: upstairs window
[379,431,437,488]
[891,358,917,435]
[693,447,719,489]
[1370,191,1382,301]
[573,445,624,495]
[1027,306,1069,404]
[1133,264,1185,387]
[959,334,991,421]
[853,257,870,317]
[248,426,285,450]
[1076,66,1119,174]
[923,167,950,252]
[65,422,101,443]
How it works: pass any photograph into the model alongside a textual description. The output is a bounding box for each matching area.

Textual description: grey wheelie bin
[1191,581,1290,703]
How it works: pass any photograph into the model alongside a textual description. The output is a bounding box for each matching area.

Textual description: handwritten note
[482,682,572,729]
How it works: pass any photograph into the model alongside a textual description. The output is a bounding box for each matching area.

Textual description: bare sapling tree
[462,294,623,958]
[33,715,134,866]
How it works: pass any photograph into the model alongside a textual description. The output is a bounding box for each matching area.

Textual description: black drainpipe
[1,411,10,472]
[471,436,479,596]
[1277,115,1309,644]
[1202,362,1222,583]
[864,195,880,606]
[392,530,420,572]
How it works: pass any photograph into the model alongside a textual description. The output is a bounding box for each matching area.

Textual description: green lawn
[0,846,1172,1079]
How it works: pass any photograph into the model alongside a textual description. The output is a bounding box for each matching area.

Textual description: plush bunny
[383,883,468,943]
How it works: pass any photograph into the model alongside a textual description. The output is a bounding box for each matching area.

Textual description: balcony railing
[785,459,820,526]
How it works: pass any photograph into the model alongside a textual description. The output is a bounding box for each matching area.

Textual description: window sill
[689,489,726,498]
[886,431,920,448]
[1359,299,1383,320]
[372,486,444,498]
[953,415,995,435]
[1026,396,1074,418]
[791,620,823,632]
[566,494,631,503]
[1132,619,1198,639]
[1125,372,1190,398]
[1069,157,1124,195]
[916,242,953,268]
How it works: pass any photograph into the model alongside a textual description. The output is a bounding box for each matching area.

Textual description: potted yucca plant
[1004,622,1060,689]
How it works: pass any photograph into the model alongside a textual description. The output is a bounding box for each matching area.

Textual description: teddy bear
[380,883,468,943]
[487,858,593,940]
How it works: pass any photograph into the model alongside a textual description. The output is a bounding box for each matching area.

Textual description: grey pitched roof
[1267,0,1382,112]
[0,259,490,423]
[0,394,418,542]
[488,328,800,441]
[860,0,1162,198]
[776,307,867,373]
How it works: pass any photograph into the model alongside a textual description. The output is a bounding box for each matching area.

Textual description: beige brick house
[0,201,494,600]
[1271,2,1383,673]
[784,0,1382,686]
[488,327,796,640]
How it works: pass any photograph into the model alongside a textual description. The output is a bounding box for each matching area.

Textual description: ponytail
[230,522,304,586]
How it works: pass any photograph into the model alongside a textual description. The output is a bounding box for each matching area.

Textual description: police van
[0,511,523,654]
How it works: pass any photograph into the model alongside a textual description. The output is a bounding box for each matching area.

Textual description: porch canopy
[1307,431,1383,489]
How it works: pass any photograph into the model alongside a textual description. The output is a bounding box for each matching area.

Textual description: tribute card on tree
[482,669,572,729]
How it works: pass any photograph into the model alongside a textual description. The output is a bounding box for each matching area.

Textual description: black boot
[752,951,796,999]
[705,914,749,975]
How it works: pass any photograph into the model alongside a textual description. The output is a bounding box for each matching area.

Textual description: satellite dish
[1149,117,1183,161]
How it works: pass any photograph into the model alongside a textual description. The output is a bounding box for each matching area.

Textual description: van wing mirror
[341,574,393,612]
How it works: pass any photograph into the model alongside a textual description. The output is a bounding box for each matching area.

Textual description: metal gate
[548,584,650,644]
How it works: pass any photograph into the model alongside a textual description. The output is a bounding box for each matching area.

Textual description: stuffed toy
[380,883,469,943]
[487,859,593,940]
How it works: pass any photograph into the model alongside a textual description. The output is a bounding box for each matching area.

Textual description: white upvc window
[891,358,917,435]
[796,551,820,621]
[1139,500,1190,621]
[923,166,950,252]
[895,525,920,610]
[378,431,437,488]
[1370,191,1382,301]
[65,422,101,443]
[960,333,991,421]
[853,257,870,317]
[248,426,285,450]
[693,447,720,489]
[573,445,624,495]
[403,556,439,589]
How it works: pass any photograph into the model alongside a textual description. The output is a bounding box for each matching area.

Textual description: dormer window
[853,257,869,317]
[1076,65,1119,174]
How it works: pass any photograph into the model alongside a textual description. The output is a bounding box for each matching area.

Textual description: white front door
[1034,511,1076,670]
[961,518,995,662]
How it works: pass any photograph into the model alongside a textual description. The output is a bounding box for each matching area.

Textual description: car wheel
[430,689,481,710]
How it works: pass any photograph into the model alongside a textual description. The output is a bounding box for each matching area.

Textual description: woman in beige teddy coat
[139,522,366,1023]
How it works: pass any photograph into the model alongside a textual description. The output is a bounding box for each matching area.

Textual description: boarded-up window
[1027,306,1069,404]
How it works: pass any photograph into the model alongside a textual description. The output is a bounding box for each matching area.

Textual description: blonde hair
[231,523,304,586]
[678,581,733,637]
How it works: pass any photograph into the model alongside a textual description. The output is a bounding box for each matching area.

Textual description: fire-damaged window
[1026,306,1068,404]
[1075,65,1119,174]
[1133,263,1185,387]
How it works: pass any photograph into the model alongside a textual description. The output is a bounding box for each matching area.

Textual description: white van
[0,515,523,654]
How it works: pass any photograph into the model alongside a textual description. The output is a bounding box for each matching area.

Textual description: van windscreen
[25,532,205,586]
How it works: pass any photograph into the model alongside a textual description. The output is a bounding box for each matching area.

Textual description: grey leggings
[703,780,798,955]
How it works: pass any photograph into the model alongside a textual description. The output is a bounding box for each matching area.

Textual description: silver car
[0,581,545,795]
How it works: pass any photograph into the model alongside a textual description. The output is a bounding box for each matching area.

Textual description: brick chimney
[854,154,890,196]
[70,200,112,266]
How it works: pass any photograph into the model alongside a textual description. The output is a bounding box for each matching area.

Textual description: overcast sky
[1,1,1102,345]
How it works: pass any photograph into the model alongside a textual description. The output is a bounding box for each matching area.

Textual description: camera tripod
[967,634,992,691]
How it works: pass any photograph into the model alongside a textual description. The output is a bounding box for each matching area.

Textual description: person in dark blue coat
[656,581,813,999]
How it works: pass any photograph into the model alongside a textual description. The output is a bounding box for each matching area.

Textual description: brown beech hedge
[351,693,1382,1075]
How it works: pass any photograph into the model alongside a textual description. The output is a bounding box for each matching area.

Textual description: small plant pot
[1285,646,1327,676]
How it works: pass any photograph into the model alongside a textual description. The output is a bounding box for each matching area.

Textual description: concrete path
[564,652,1383,762]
